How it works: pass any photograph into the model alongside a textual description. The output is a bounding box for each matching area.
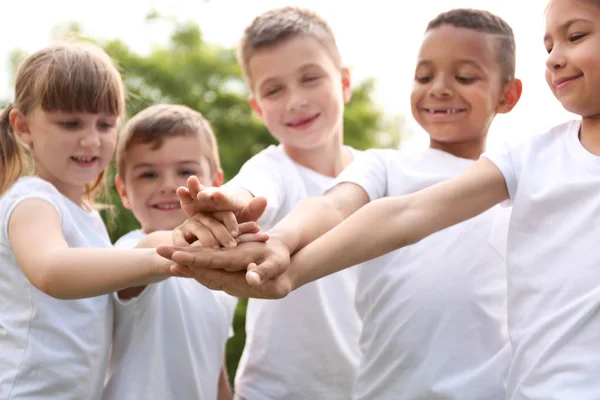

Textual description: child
[101,104,242,400]
[0,43,183,399]
[173,0,600,399]
[166,8,523,400]
[178,7,363,400]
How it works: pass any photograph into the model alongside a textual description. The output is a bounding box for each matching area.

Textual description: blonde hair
[0,42,125,202]
[116,104,221,180]
[237,7,342,89]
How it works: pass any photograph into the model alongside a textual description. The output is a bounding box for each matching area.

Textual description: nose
[159,173,178,194]
[287,88,309,112]
[429,76,453,99]
[79,127,101,149]
[546,47,566,71]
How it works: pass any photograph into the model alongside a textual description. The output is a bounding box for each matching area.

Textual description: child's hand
[156,237,292,290]
[172,217,269,249]
[178,176,267,223]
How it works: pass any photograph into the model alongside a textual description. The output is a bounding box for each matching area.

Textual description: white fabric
[335,148,510,400]
[102,230,237,400]
[483,119,600,400]
[0,177,113,400]
[229,145,362,400]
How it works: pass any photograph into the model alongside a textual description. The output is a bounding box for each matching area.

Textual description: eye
[569,33,586,42]
[97,121,115,131]
[303,75,321,84]
[414,75,432,84]
[178,169,197,177]
[59,120,80,129]
[456,76,477,84]
[138,171,157,179]
[264,86,282,97]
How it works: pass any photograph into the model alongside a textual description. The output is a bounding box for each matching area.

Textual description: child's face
[248,36,351,152]
[12,107,118,200]
[544,0,600,118]
[411,25,508,153]
[116,134,222,233]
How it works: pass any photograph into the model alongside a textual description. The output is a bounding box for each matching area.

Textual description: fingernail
[228,240,237,248]
[231,230,238,237]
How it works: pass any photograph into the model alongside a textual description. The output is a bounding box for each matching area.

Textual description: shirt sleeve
[329,149,390,201]
[225,147,287,229]
[481,141,520,204]
[0,178,64,239]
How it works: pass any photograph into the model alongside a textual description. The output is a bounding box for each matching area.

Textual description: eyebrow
[416,59,485,71]
[132,160,202,171]
[544,18,592,41]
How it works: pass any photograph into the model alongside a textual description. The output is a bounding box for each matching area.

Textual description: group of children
[0,0,598,399]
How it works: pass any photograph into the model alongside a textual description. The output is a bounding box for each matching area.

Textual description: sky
[0,0,576,150]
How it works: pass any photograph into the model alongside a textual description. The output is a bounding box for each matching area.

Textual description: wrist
[268,229,299,255]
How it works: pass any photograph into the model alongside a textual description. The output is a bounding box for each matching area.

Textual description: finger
[170,244,265,271]
[201,189,247,215]
[178,218,219,248]
[156,245,175,260]
[176,186,193,204]
[199,214,237,248]
[247,256,288,285]
[213,211,239,237]
[187,175,206,200]
[236,232,269,244]
[172,227,192,247]
[195,268,255,297]
[238,221,259,234]
[169,264,196,278]
[238,196,268,223]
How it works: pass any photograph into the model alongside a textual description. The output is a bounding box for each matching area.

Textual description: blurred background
[0,0,575,382]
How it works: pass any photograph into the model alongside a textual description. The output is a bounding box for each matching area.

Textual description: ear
[341,67,352,104]
[211,169,224,187]
[114,175,131,209]
[496,78,522,114]
[9,108,32,145]
[249,96,264,120]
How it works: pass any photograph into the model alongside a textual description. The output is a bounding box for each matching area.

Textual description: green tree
[3,17,402,382]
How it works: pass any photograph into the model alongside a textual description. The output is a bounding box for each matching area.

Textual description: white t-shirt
[334,148,511,400]
[229,145,362,400]
[483,119,600,400]
[102,230,237,400]
[0,177,113,400]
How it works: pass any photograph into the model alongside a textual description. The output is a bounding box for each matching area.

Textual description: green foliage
[4,17,402,384]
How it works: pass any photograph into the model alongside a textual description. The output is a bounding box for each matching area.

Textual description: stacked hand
[157,176,295,298]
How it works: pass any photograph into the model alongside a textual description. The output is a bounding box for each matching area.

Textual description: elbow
[30,266,72,300]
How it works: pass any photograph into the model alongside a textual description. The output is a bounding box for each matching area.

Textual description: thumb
[239,196,268,223]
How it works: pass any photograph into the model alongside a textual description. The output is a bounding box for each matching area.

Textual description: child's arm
[287,158,509,288]
[217,356,233,400]
[8,199,174,300]
[166,158,509,298]
[162,182,371,282]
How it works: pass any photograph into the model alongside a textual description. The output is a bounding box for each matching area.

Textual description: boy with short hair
[169,8,523,400]
[101,104,238,400]
[179,7,364,400]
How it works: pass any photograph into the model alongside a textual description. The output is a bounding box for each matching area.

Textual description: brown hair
[0,42,125,199]
[426,9,516,82]
[116,104,221,180]
[237,6,341,88]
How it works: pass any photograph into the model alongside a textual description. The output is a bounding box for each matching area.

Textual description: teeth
[73,156,95,162]
[154,204,180,210]
[427,108,462,114]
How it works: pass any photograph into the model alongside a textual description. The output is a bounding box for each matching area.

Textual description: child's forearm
[268,184,368,255]
[32,248,170,300]
[289,196,418,288]
[217,362,233,400]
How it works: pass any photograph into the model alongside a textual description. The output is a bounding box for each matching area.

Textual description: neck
[33,168,88,209]
[579,115,600,156]
[282,133,351,177]
[429,137,486,161]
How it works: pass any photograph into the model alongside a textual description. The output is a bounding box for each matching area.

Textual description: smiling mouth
[286,114,320,128]
[71,156,98,165]
[423,108,466,114]
[152,203,181,210]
